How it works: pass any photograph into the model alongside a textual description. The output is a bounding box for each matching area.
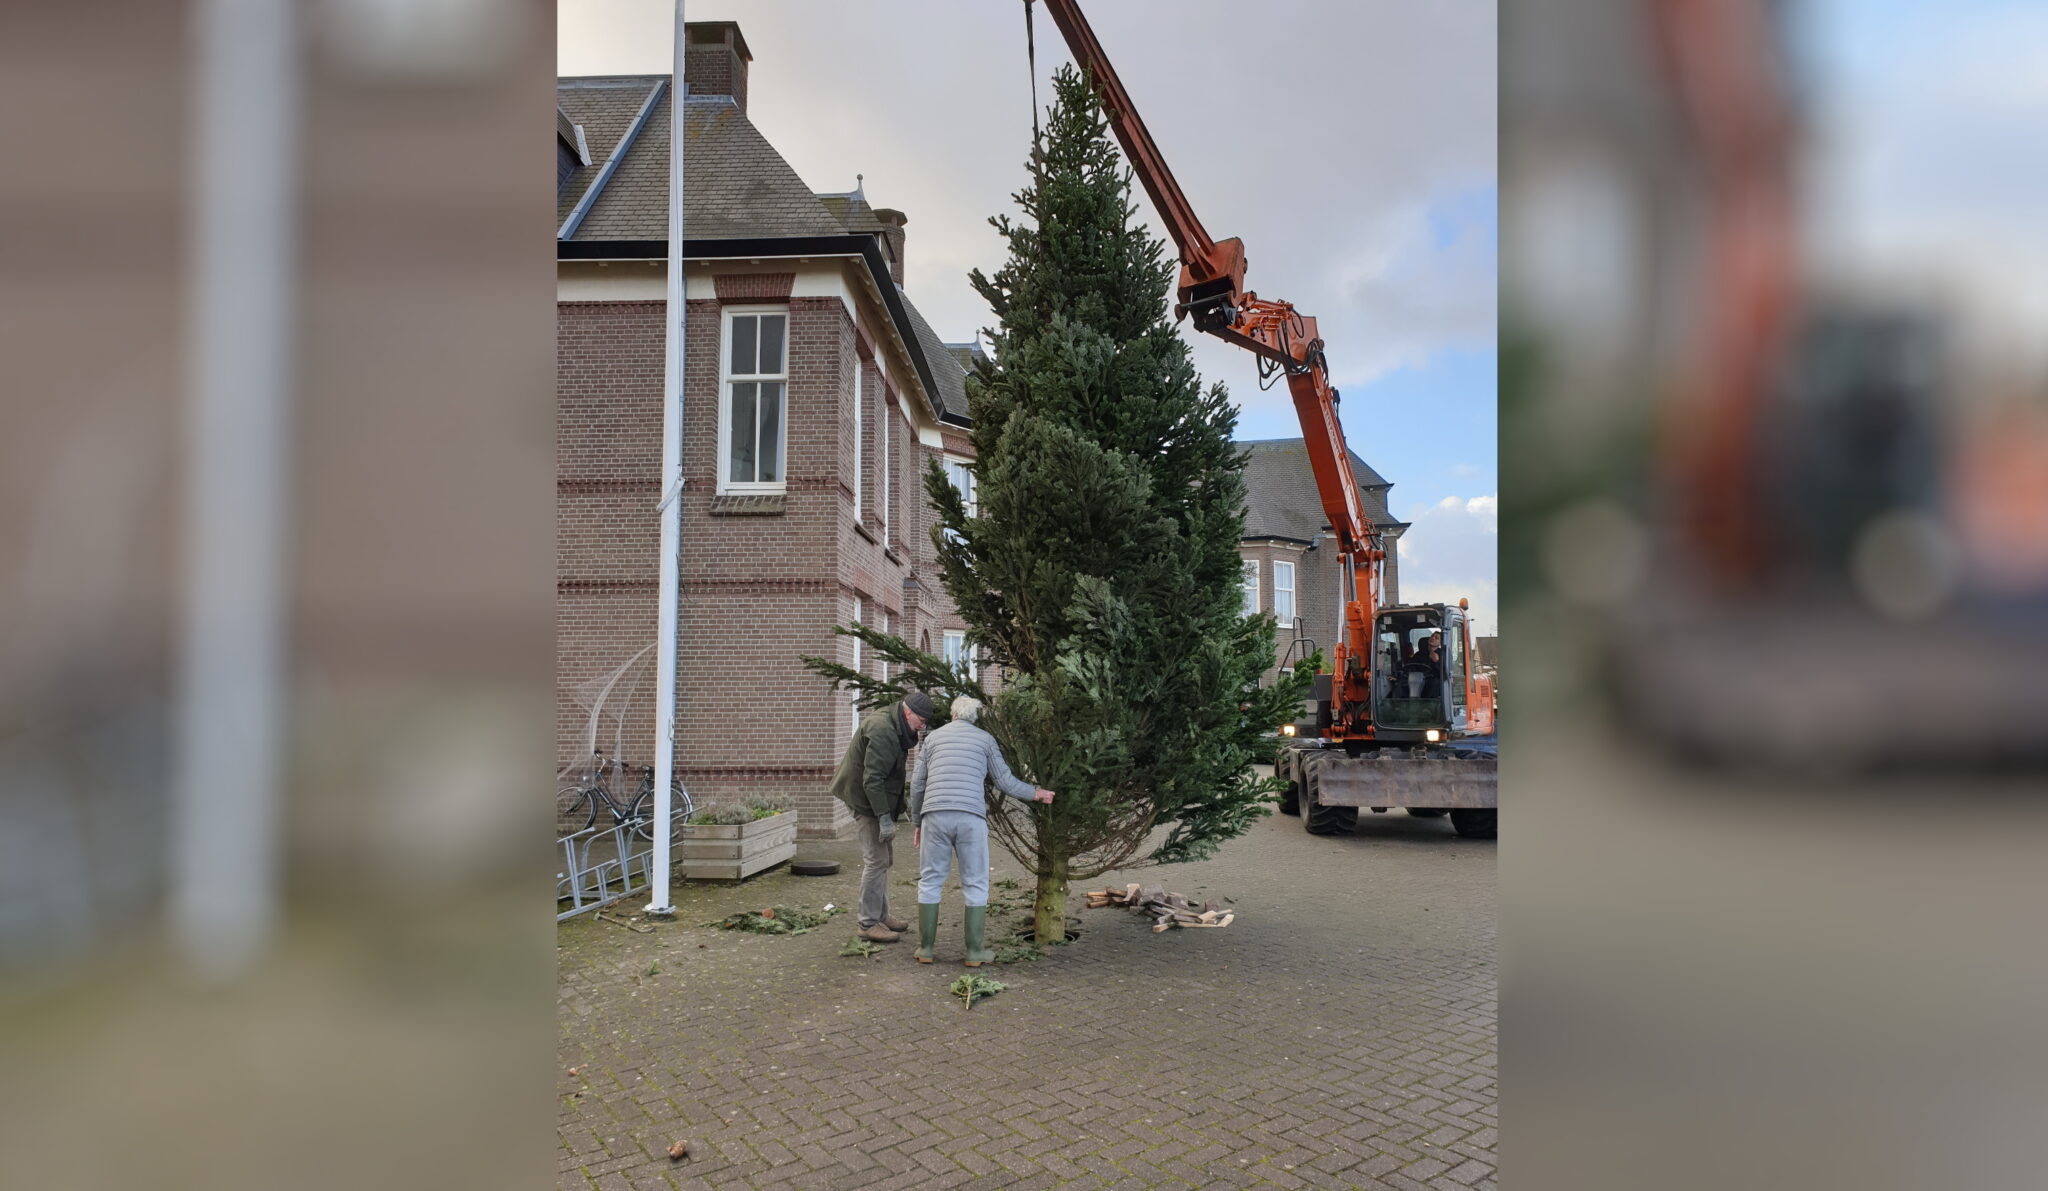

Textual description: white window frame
[851,359,864,519]
[877,391,891,541]
[1241,558,1260,616]
[717,305,790,494]
[942,628,977,680]
[849,599,864,732]
[1273,560,1296,625]
[943,454,976,516]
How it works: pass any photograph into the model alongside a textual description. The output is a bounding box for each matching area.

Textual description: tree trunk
[1031,852,1069,946]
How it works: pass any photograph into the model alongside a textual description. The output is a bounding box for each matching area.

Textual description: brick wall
[559,272,972,840]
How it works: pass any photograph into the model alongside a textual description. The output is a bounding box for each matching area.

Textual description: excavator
[1032,0,1498,838]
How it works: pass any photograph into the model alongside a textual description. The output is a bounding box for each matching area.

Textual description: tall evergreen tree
[806,67,1307,947]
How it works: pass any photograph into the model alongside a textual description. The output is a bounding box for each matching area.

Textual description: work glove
[877,816,896,844]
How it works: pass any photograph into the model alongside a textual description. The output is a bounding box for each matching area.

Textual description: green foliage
[838,936,884,961]
[991,938,1042,965]
[686,796,791,826]
[953,66,1309,876]
[801,67,1309,899]
[800,621,981,727]
[949,973,1007,1009]
[703,905,842,935]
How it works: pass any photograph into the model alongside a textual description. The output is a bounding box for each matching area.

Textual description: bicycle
[556,751,694,843]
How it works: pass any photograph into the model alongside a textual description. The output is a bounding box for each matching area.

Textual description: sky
[559,0,1499,635]
[1800,0,2048,379]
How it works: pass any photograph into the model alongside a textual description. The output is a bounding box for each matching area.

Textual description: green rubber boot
[962,905,995,967]
[913,903,939,964]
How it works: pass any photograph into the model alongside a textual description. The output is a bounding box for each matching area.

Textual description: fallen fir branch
[839,936,885,961]
[703,905,843,935]
[991,937,1041,964]
[949,973,1007,1009]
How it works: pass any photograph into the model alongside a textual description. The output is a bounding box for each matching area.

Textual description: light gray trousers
[855,814,894,928]
[917,809,991,907]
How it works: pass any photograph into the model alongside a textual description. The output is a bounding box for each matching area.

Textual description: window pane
[1448,624,1466,707]
[756,381,783,482]
[757,315,786,374]
[1275,562,1295,621]
[729,382,757,482]
[1241,560,1258,614]
[730,315,757,375]
[947,459,974,511]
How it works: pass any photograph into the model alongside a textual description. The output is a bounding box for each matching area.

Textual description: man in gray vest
[830,690,934,943]
[907,695,1055,965]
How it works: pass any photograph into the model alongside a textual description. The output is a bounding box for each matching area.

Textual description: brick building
[1235,439,1408,680]
[556,22,983,839]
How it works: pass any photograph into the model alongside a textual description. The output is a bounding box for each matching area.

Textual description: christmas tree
[805,66,1307,948]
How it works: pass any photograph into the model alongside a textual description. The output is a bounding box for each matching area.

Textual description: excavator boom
[1033,0,1384,736]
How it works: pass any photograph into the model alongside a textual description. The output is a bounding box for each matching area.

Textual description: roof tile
[1239,439,1403,540]
[557,78,846,240]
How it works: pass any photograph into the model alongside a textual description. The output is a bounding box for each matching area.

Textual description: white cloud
[1325,201,1498,385]
[1812,3,2048,367]
[1395,494,1497,636]
[560,0,1496,399]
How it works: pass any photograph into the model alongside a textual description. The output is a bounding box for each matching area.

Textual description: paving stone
[558,806,1494,1189]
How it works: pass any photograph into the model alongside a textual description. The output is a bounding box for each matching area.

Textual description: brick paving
[558,794,1495,1190]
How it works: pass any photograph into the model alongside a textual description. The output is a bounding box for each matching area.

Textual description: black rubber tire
[625,778,690,842]
[790,859,840,877]
[1279,780,1301,816]
[625,786,655,841]
[1406,808,1449,819]
[1450,808,1497,839]
[1302,769,1357,836]
[559,785,598,833]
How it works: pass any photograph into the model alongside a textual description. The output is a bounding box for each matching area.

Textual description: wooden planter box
[678,811,797,881]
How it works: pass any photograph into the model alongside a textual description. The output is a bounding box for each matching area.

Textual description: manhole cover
[790,859,840,877]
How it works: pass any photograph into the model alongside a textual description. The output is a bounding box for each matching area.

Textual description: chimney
[873,208,908,287]
[683,21,751,113]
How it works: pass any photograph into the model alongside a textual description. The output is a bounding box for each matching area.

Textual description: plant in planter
[678,796,796,881]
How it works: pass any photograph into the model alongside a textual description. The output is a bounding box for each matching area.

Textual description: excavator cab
[1371,604,1493,742]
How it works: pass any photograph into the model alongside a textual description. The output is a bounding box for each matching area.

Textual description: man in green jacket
[830,690,934,942]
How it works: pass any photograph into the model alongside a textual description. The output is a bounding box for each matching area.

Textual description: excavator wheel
[1275,746,1305,815]
[1406,808,1449,819]
[1450,808,1496,840]
[1301,761,1357,836]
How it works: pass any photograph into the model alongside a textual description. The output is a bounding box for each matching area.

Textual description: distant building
[1236,439,1409,679]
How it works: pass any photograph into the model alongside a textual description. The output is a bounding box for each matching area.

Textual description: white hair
[950,695,982,724]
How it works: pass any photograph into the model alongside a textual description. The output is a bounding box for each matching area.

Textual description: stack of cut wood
[1084,884,1235,932]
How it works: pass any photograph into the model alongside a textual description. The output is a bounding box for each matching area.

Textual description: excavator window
[1445,618,1466,711]
[1374,610,1447,729]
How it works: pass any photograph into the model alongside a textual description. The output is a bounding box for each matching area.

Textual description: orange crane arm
[1651,0,1797,583]
[1033,0,1384,734]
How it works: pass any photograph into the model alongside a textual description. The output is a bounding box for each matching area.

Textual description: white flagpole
[647,0,686,915]
[172,0,298,979]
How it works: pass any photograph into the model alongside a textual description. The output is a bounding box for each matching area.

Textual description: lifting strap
[1024,0,1040,143]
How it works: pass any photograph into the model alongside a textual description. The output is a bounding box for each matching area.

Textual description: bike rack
[556,821,658,922]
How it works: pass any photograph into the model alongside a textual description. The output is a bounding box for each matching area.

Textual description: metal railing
[557,820,660,922]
